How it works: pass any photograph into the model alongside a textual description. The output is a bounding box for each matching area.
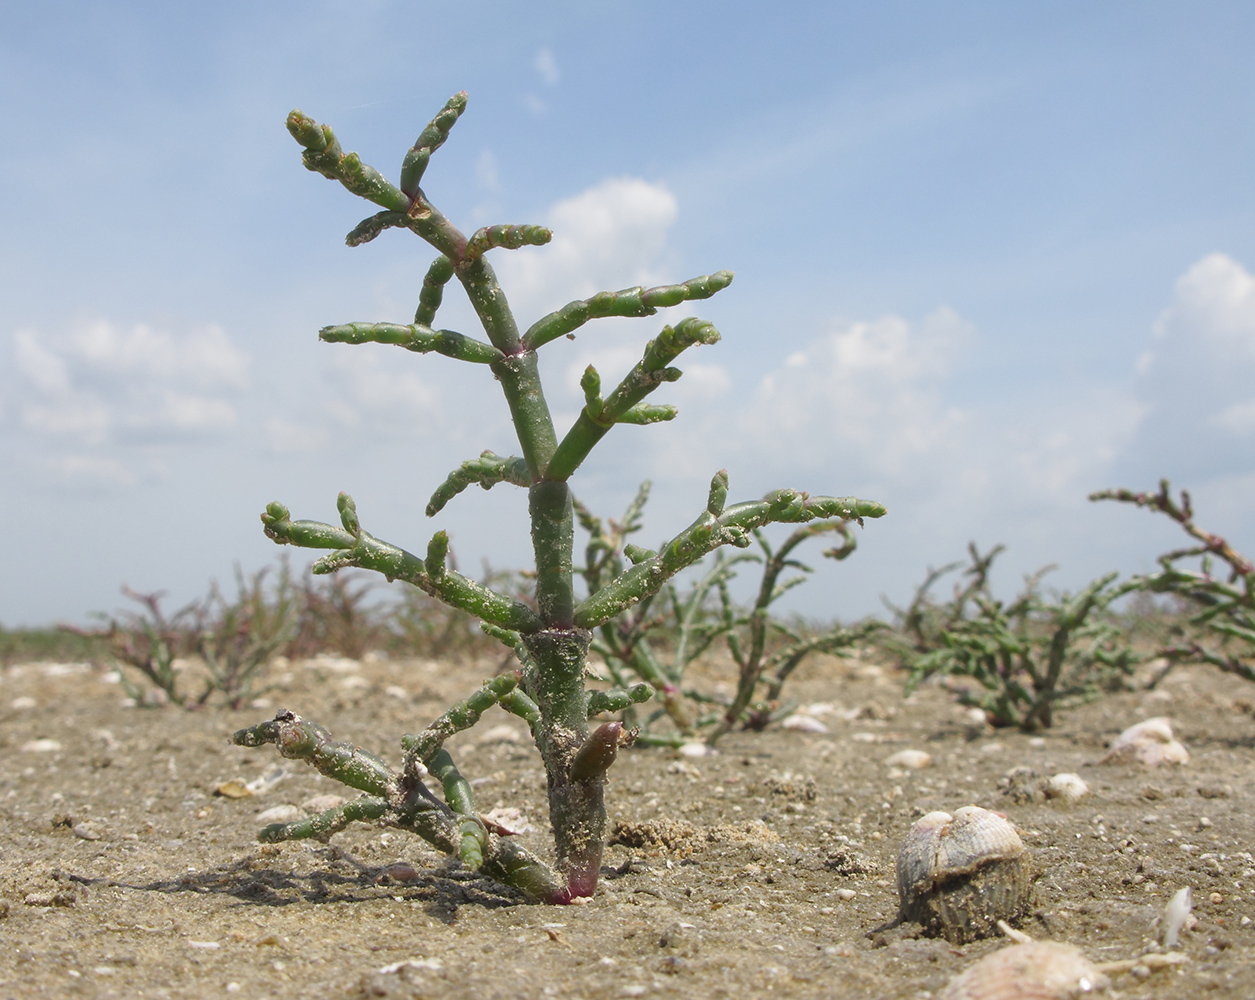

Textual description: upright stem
[520,627,601,900]
[530,481,575,627]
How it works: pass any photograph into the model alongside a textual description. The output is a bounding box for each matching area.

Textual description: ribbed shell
[896,807,1033,943]
[942,942,1109,1000]
[1100,717,1189,768]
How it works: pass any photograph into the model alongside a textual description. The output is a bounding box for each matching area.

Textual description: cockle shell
[897,806,1033,943]
[1044,773,1089,806]
[1100,717,1188,768]
[943,942,1109,1000]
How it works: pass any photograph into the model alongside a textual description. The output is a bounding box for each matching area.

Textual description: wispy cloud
[534,47,560,86]
[1124,252,1255,482]
[7,319,249,484]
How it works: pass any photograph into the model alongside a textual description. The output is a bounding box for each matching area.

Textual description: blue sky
[3,2,1255,626]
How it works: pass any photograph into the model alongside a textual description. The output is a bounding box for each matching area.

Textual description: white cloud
[1209,399,1255,434]
[740,308,972,481]
[7,319,250,484]
[1125,252,1255,481]
[534,47,560,86]
[498,177,679,319]
[321,349,444,437]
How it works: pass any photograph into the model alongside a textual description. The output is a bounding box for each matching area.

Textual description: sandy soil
[1,650,1253,999]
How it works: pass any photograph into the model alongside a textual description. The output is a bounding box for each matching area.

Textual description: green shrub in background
[578,482,880,745]
[901,546,1137,730]
[1093,480,1254,685]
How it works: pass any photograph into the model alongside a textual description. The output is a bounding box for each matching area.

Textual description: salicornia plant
[1091,480,1255,684]
[578,484,880,745]
[904,551,1136,730]
[232,92,885,904]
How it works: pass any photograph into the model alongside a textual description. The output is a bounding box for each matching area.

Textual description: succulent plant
[231,91,886,903]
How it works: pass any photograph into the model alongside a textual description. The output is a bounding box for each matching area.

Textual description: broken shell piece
[1044,773,1089,806]
[214,780,252,799]
[1162,887,1194,948]
[781,713,829,733]
[943,941,1109,1000]
[255,804,303,824]
[1100,718,1188,768]
[885,749,931,770]
[896,806,1034,943]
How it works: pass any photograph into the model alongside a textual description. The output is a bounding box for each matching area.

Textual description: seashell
[1100,717,1188,768]
[781,713,829,733]
[896,806,1033,943]
[886,749,932,769]
[1044,773,1089,806]
[1162,886,1193,948]
[943,941,1109,1000]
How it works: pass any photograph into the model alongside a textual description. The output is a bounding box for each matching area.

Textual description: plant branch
[574,474,886,628]
[426,451,532,517]
[524,272,734,350]
[260,497,542,633]
[319,322,503,365]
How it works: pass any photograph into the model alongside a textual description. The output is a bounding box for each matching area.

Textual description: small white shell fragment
[943,941,1109,999]
[885,749,931,769]
[378,958,443,975]
[255,804,303,824]
[781,713,829,733]
[1044,773,1089,806]
[1163,887,1193,948]
[678,741,715,758]
[483,806,533,835]
[10,696,36,710]
[20,739,61,753]
[1101,717,1188,768]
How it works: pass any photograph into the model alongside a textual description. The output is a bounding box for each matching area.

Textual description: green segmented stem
[464,224,552,263]
[259,795,390,843]
[547,318,721,481]
[530,480,575,626]
[617,403,677,425]
[429,749,488,869]
[400,92,468,197]
[415,255,456,326]
[587,684,654,716]
[288,111,410,214]
[525,271,734,350]
[400,673,521,766]
[427,451,532,517]
[232,711,396,798]
[319,322,503,365]
[345,211,409,247]
[261,500,542,633]
[498,687,541,726]
[574,480,887,628]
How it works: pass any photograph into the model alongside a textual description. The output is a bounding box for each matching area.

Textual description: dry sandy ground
[1,650,1253,999]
